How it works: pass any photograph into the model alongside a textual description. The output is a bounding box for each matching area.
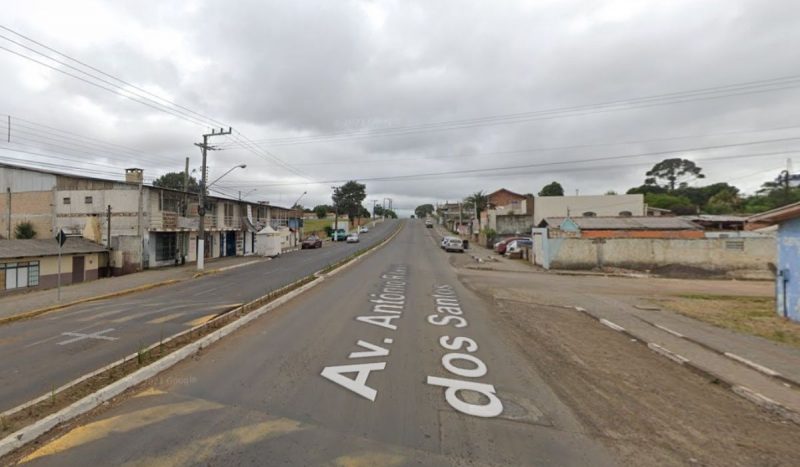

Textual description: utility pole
[183,157,190,193]
[107,205,111,248]
[332,185,340,241]
[194,127,232,271]
[372,200,378,219]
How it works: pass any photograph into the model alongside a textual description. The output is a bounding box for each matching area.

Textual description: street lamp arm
[207,164,246,188]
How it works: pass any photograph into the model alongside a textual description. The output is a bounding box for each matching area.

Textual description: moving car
[331,229,347,241]
[425,219,433,228]
[359,226,369,233]
[346,233,360,243]
[301,235,322,249]
[443,237,465,253]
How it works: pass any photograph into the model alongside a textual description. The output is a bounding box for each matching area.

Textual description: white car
[443,237,464,253]
[346,233,360,243]
[359,226,369,233]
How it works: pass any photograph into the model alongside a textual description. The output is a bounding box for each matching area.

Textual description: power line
[218,75,800,147]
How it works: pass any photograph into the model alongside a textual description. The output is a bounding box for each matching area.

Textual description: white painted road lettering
[58,328,118,346]
[426,284,504,418]
[321,265,408,401]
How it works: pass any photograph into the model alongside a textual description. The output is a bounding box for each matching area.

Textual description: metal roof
[541,216,701,230]
[0,237,108,260]
[747,201,800,225]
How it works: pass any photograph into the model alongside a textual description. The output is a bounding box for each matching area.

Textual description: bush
[14,222,36,239]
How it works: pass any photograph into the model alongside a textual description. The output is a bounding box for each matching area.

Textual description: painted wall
[0,252,103,293]
[533,235,775,279]
[533,194,645,225]
[777,218,800,321]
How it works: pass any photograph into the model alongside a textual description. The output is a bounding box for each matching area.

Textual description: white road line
[647,343,689,364]
[654,324,685,338]
[599,319,625,332]
[724,352,781,377]
[58,328,118,345]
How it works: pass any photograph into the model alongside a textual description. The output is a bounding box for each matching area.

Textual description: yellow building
[0,238,108,294]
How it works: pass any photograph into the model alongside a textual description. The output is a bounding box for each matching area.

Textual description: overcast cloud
[2,0,800,214]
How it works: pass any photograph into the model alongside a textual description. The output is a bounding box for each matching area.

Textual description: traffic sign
[55,229,67,247]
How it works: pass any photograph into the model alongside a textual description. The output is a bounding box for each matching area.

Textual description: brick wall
[0,190,54,239]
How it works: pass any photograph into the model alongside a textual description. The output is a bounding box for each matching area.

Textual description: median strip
[0,223,403,460]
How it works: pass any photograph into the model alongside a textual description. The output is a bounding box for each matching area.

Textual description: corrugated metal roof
[681,214,748,223]
[0,237,108,260]
[747,201,800,225]
[542,216,701,230]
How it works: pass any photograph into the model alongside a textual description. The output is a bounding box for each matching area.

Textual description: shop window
[155,233,177,261]
[0,261,39,291]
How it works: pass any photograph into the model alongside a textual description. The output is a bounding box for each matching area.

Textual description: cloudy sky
[2,0,800,215]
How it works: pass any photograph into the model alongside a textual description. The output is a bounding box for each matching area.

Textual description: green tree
[14,222,36,239]
[645,158,705,192]
[414,204,435,218]
[332,181,367,224]
[384,209,398,219]
[705,188,741,214]
[153,171,200,193]
[538,181,564,196]
[313,205,330,219]
[464,191,489,229]
[644,193,695,215]
[374,204,385,217]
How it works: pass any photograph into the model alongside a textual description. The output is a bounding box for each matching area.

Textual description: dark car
[494,237,527,255]
[301,235,322,249]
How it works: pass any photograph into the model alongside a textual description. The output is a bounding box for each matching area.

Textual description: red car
[301,235,322,249]
[494,237,526,255]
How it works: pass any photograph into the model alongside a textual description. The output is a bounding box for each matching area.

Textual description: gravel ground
[461,274,800,467]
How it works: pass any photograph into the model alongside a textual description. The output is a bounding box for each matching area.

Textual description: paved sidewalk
[0,255,266,321]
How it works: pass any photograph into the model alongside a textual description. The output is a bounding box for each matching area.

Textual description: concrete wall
[533,194,645,225]
[534,235,775,279]
[777,218,800,321]
[495,214,534,235]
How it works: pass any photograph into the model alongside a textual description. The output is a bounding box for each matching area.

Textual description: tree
[373,204,384,217]
[538,181,564,196]
[153,171,200,193]
[414,204,435,218]
[705,188,741,214]
[605,190,618,195]
[384,209,398,219]
[14,222,36,239]
[645,158,704,192]
[644,193,696,215]
[332,181,367,224]
[464,191,489,230]
[313,205,330,219]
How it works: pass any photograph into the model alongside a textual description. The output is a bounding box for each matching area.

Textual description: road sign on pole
[55,229,66,300]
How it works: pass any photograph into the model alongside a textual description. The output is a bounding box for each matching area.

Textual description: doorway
[72,256,85,284]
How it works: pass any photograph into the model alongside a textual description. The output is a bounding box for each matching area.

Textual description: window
[85,196,93,204]
[63,197,71,205]
[582,211,597,217]
[619,211,633,217]
[155,233,177,261]
[0,261,39,291]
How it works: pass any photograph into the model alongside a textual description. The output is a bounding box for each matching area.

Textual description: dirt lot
[461,272,800,467]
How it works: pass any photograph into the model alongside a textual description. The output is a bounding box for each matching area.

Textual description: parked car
[441,236,454,249]
[359,226,369,233]
[494,237,527,255]
[301,235,322,249]
[425,220,433,228]
[346,233,360,243]
[444,237,465,253]
[331,229,347,241]
[505,238,532,256]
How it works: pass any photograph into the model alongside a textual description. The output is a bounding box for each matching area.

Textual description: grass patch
[655,294,800,349]
[303,218,331,235]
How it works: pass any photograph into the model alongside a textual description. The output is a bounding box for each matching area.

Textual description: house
[747,201,800,321]
[532,216,773,278]
[646,206,672,217]
[681,215,748,233]
[0,162,298,275]
[0,237,108,294]
[483,189,534,235]
[533,194,645,225]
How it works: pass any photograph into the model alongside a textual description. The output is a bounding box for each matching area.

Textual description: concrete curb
[632,315,798,389]
[572,306,800,426]
[0,279,182,326]
[0,260,267,326]
[0,223,402,459]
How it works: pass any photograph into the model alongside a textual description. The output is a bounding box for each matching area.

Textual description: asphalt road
[0,220,397,412]
[17,220,616,466]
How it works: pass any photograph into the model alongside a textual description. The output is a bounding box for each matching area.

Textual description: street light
[207,163,246,189]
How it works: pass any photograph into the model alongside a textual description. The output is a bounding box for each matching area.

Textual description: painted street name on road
[426,284,503,418]
[320,265,408,401]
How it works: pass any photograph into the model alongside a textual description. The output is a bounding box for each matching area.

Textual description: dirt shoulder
[460,272,800,466]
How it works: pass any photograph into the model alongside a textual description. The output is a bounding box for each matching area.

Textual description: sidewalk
[0,255,266,322]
